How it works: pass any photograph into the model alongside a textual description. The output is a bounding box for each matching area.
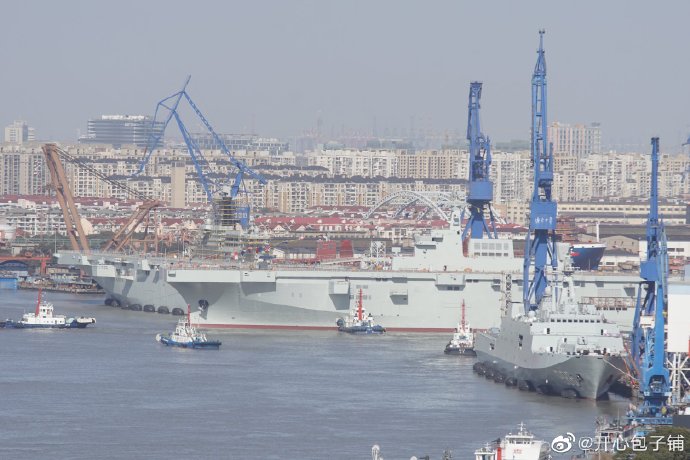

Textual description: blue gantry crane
[523,30,558,313]
[461,81,498,241]
[630,137,672,425]
[133,76,267,228]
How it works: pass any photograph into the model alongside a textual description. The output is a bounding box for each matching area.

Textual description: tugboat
[444,299,476,356]
[336,289,385,335]
[156,305,221,349]
[474,423,550,460]
[2,289,96,329]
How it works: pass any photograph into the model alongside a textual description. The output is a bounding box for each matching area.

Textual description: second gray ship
[473,30,627,400]
[474,270,627,399]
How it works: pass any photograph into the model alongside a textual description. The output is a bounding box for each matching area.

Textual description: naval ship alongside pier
[56,210,640,332]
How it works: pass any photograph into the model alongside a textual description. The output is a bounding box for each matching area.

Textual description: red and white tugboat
[444,299,476,356]
[336,289,386,335]
[2,289,96,329]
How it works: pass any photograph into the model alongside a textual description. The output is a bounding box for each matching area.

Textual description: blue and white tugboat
[156,305,221,349]
[444,299,476,356]
[2,289,96,329]
[336,289,385,335]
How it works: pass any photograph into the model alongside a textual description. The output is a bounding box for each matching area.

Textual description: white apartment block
[307,149,400,178]
[4,121,35,144]
[548,122,601,158]
[1,144,689,217]
[0,144,48,195]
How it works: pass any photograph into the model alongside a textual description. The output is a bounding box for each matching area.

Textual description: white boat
[444,299,476,355]
[2,290,96,329]
[474,423,550,460]
[336,289,385,334]
[156,305,221,349]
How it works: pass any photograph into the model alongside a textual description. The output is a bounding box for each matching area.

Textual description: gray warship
[473,30,628,399]
[474,269,628,399]
[55,209,640,332]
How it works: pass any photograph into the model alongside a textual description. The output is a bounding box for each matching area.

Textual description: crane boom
[44,144,161,254]
[102,200,161,252]
[523,30,557,313]
[462,81,497,240]
[130,77,267,227]
[631,137,672,423]
[42,143,91,253]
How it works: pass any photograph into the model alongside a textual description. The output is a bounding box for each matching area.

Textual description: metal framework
[42,144,91,253]
[631,137,672,423]
[102,200,162,252]
[462,81,497,240]
[132,77,267,227]
[44,144,161,254]
[523,30,557,313]
[363,190,462,221]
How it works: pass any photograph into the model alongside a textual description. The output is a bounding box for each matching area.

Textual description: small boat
[444,299,476,356]
[336,289,385,334]
[474,423,550,460]
[156,305,221,349]
[2,289,96,329]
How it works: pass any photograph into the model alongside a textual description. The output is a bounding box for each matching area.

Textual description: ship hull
[444,345,476,356]
[570,244,606,271]
[55,251,641,332]
[475,335,625,399]
[2,320,92,329]
[156,334,221,349]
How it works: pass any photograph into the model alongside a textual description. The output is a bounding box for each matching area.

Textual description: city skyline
[2,1,690,151]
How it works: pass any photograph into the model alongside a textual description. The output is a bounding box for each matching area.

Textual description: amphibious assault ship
[56,209,640,332]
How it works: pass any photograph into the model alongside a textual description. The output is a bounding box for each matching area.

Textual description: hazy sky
[2,1,690,151]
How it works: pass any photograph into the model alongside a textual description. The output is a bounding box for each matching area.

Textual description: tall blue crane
[132,76,267,227]
[523,30,557,313]
[630,137,672,424]
[461,81,497,240]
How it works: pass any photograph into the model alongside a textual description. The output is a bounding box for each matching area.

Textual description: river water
[0,289,628,459]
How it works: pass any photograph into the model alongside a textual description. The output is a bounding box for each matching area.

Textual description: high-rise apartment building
[191,133,289,155]
[78,115,165,148]
[548,122,601,158]
[4,120,35,144]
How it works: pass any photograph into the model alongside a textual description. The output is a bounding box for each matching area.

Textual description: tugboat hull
[338,326,386,335]
[156,334,221,349]
[2,318,95,329]
[444,345,477,356]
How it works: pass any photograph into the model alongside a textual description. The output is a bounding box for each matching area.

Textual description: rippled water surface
[0,290,627,459]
